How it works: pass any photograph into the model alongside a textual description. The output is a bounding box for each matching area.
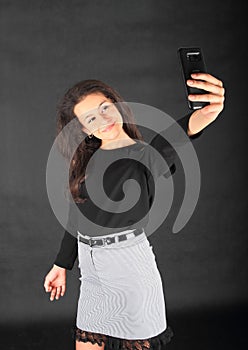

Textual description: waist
[77,227,145,247]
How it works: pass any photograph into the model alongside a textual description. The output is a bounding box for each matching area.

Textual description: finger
[61,284,66,297]
[199,103,224,115]
[50,287,57,301]
[190,72,223,87]
[187,79,225,96]
[55,286,62,300]
[188,93,225,104]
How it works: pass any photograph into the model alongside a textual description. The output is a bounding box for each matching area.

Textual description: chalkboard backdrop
[0,1,247,348]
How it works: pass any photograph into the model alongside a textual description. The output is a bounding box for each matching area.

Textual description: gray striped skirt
[73,228,174,349]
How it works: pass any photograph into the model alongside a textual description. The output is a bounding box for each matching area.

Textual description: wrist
[53,264,66,270]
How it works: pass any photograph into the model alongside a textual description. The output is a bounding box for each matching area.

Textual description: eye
[101,105,109,113]
[88,116,96,124]
[100,103,112,114]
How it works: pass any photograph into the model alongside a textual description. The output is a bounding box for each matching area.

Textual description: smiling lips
[101,122,115,132]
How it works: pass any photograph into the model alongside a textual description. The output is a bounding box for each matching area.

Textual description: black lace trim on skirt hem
[71,325,174,350]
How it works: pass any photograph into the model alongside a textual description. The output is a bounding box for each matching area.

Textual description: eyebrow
[83,100,108,121]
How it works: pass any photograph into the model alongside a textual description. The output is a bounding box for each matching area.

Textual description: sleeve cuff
[177,112,204,140]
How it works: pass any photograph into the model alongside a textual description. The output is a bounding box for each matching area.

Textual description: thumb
[44,279,52,292]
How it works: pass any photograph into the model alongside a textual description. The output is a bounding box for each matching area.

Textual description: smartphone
[178,47,210,110]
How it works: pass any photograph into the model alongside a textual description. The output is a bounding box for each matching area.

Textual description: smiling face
[74,92,132,148]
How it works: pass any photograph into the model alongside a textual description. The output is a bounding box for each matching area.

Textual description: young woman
[44,74,224,350]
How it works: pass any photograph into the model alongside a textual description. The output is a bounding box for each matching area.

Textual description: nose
[99,114,114,127]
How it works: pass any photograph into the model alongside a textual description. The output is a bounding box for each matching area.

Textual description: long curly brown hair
[56,79,144,203]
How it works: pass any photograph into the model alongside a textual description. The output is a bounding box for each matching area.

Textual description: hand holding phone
[178,47,210,110]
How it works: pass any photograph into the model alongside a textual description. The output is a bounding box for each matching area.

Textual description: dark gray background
[1,0,247,348]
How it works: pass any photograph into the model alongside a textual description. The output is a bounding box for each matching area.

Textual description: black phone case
[178,47,209,110]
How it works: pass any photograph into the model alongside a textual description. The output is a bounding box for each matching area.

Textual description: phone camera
[187,52,201,62]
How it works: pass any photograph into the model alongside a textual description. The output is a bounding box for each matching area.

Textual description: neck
[100,135,137,150]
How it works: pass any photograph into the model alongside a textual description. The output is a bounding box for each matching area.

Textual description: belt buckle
[103,237,113,246]
[89,237,108,247]
[89,238,96,247]
[102,237,108,246]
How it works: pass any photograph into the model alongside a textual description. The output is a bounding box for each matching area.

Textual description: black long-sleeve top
[54,112,204,270]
